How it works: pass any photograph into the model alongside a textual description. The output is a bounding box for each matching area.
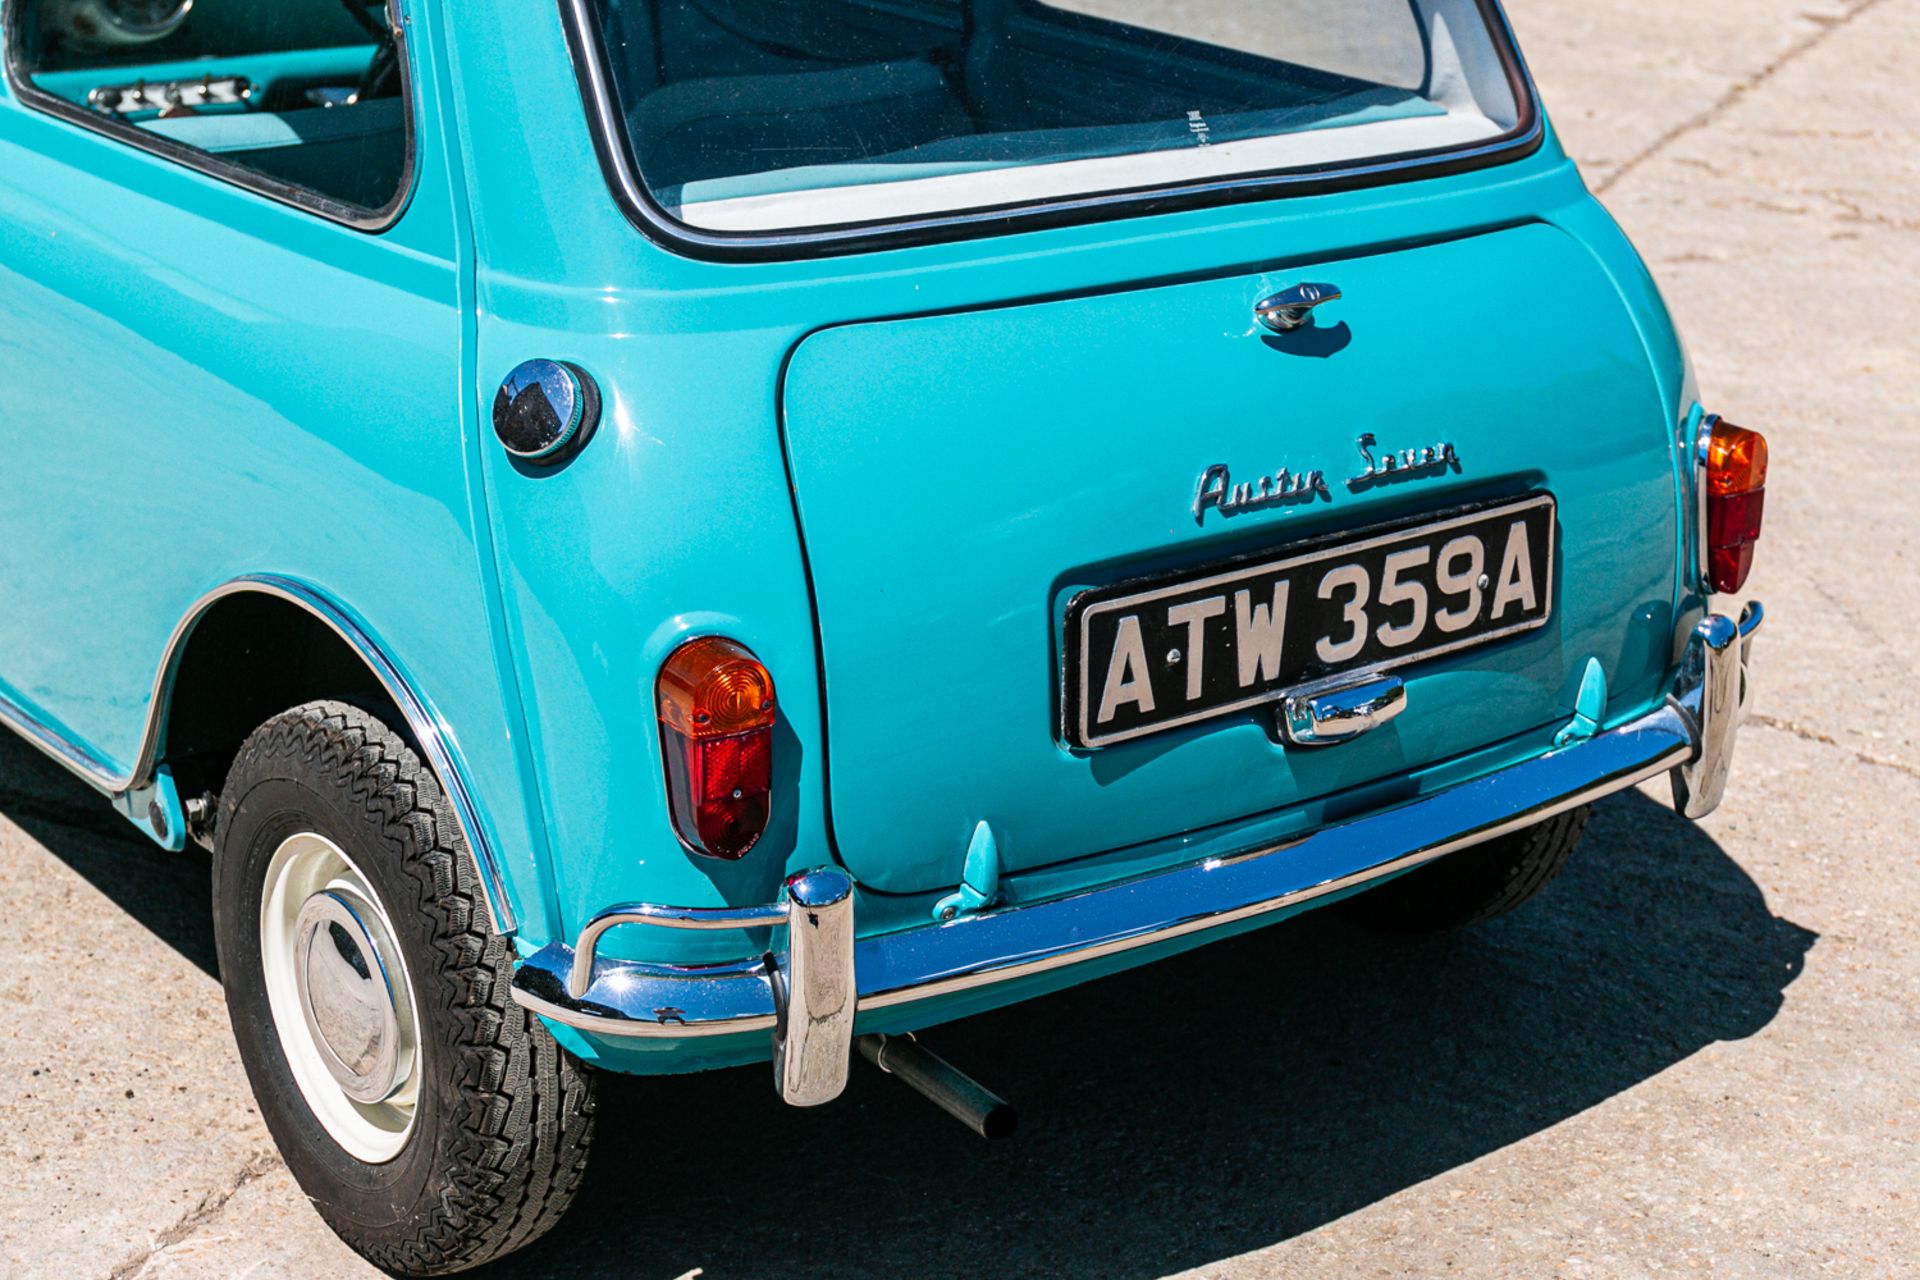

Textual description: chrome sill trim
[0,685,122,788]
[511,698,1699,1041]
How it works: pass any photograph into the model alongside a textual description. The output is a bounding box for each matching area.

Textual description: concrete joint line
[107,1152,281,1280]
[1595,0,1891,194]
[1748,713,1920,781]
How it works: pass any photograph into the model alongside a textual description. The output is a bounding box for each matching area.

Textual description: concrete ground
[3,0,1915,1276]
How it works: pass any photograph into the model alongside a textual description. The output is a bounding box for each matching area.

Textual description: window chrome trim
[557,0,1546,261]
[0,0,419,232]
[0,575,518,936]
[1693,411,1720,591]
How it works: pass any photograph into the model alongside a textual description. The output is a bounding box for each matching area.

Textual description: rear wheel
[212,700,594,1275]
[1346,804,1592,933]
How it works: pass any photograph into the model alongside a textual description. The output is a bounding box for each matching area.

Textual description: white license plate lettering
[1490,520,1538,621]
[1234,582,1289,687]
[1433,534,1486,633]
[1066,497,1556,749]
[1095,613,1155,725]
[1314,562,1369,663]
[1374,545,1432,648]
[1164,594,1227,701]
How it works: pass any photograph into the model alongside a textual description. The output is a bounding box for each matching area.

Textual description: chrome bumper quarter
[511,604,1763,1107]
[1670,601,1763,819]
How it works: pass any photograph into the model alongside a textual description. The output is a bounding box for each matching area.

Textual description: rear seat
[627,58,971,189]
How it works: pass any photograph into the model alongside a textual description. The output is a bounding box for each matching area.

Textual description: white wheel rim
[259,832,420,1163]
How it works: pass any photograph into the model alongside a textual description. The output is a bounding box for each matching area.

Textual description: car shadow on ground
[0,733,1816,1280]
[482,789,1816,1280]
[0,733,219,978]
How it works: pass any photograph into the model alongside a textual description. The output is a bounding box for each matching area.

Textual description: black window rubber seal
[1,0,419,233]
[557,0,1547,263]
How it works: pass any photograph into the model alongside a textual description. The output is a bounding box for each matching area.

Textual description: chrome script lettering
[1349,432,1460,490]
[1192,463,1329,525]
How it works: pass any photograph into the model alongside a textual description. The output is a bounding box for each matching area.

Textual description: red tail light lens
[656,637,776,860]
[1702,418,1768,594]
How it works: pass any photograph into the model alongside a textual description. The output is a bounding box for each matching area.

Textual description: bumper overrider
[511,604,1763,1106]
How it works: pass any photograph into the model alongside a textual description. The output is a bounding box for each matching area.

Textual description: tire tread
[1347,803,1593,934]
[218,701,593,1275]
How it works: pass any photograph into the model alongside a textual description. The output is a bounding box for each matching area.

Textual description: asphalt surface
[3,1,1916,1275]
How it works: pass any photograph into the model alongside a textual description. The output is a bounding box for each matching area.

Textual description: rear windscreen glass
[586,0,1527,233]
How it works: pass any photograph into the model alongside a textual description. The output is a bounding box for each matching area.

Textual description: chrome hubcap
[293,889,410,1104]
[260,832,420,1163]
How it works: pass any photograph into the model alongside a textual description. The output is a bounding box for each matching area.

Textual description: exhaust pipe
[857,1034,1018,1140]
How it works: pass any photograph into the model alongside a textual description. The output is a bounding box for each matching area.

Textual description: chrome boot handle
[1256,283,1342,333]
[1279,672,1405,747]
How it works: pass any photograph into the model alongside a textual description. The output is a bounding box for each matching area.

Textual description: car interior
[5,0,1521,230]
[595,0,1521,229]
[12,0,408,212]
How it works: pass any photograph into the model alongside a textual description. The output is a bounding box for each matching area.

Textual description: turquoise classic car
[0,0,1768,1271]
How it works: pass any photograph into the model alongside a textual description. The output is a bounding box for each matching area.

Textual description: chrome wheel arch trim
[0,574,518,936]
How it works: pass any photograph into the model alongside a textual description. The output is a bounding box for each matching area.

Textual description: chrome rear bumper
[511,604,1762,1106]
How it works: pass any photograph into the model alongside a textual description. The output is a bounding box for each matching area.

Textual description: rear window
[583,0,1529,237]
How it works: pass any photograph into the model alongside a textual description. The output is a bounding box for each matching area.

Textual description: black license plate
[1064,495,1557,748]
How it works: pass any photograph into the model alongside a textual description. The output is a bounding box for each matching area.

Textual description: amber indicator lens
[658,637,775,738]
[657,638,776,860]
[1706,422,1768,497]
[1704,419,1768,594]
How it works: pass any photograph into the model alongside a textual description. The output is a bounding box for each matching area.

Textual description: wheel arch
[144,576,519,935]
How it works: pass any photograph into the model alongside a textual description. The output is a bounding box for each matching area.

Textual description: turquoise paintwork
[933,820,1003,922]
[784,223,1677,895]
[1555,657,1609,747]
[0,1,1702,1077]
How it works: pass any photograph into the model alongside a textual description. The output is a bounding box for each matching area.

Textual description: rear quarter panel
[0,0,549,936]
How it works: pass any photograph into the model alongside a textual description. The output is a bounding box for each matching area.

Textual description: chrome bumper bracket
[774,869,856,1107]
[1670,601,1763,819]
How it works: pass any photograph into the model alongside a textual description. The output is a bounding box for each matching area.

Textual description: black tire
[212,700,594,1275]
[1345,804,1592,933]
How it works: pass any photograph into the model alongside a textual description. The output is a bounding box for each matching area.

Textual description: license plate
[1064,495,1557,748]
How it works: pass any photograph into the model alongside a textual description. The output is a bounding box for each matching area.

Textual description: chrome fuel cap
[293,889,410,1104]
[493,359,599,463]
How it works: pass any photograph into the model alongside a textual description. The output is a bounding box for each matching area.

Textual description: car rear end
[491,0,1766,1101]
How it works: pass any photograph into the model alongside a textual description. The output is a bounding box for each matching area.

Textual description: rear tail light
[1700,417,1768,594]
[656,637,776,860]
